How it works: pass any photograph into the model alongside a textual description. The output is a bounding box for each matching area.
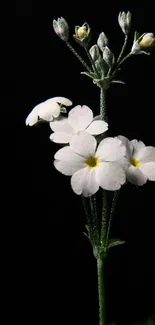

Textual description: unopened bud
[53,17,69,41]
[97,32,108,51]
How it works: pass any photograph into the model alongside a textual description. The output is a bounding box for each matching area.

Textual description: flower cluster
[26,97,155,197]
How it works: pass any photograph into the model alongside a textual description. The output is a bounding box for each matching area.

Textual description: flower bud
[139,33,155,49]
[118,11,132,35]
[53,17,69,41]
[74,23,91,46]
[97,32,108,51]
[89,45,100,61]
[131,32,155,55]
[102,46,115,67]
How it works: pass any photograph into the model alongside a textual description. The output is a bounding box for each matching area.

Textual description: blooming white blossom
[117,136,155,186]
[54,132,126,196]
[25,97,72,126]
[50,105,108,143]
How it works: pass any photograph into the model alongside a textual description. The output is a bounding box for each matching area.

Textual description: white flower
[118,136,155,186]
[50,105,108,143]
[25,97,72,126]
[54,132,126,196]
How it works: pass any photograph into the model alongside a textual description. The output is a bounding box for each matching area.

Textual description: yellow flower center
[130,157,140,167]
[85,156,99,169]
[77,26,87,39]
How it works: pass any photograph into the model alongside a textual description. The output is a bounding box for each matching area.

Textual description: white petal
[38,101,60,121]
[54,160,84,175]
[117,135,133,159]
[52,97,72,106]
[71,167,99,196]
[50,132,72,143]
[25,103,42,126]
[126,165,147,186]
[139,162,155,181]
[68,105,93,132]
[96,137,126,161]
[116,157,131,171]
[131,139,145,157]
[135,147,155,163]
[50,117,73,133]
[86,120,108,135]
[70,131,97,158]
[95,162,126,190]
[54,146,85,162]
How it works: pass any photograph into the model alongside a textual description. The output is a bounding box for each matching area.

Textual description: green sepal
[60,106,67,113]
[108,238,125,249]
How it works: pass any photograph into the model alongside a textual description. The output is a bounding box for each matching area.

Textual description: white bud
[97,32,108,51]
[118,11,132,35]
[89,45,100,61]
[103,46,115,67]
[53,17,69,41]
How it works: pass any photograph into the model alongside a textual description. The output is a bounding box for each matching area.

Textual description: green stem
[97,255,106,325]
[84,46,99,77]
[89,195,99,245]
[66,41,92,73]
[105,190,120,248]
[116,35,128,64]
[101,190,108,246]
[100,88,107,122]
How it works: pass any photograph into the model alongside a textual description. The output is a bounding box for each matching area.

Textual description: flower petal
[54,146,85,175]
[68,105,93,132]
[50,132,72,143]
[86,120,108,135]
[71,167,99,196]
[139,162,155,181]
[25,103,42,126]
[135,146,155,163]
[117,135,133,159]
[52,97,72,106]
[70,131,97,158]
[126,165,147,186]
[38,101,60,121]
[50,117,73,133]
[96,137,126,161]
[96,162,126,190]
[131,139,145,157]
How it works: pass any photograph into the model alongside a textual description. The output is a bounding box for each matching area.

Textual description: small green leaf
[108,238,125,249]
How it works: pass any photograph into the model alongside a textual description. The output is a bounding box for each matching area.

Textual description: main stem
[97,255,106,325]
[100,88,107,122]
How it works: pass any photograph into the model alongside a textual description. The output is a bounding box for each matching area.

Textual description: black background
[15,1,155,324]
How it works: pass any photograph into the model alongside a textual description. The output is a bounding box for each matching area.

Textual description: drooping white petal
[86,120,108,135]
[96,137,126,161]
[50,132,73,143]
[131,139,145,157]
[68,105,93,132]
[139,162,155,181]
[71,167,99,196]
[51,97,72,106]
[117,135,133,159]
[38,101,60,121]
[25,103,42,126]
[126,165,147,186]
[135,147,155,163]
[70,131,97,158]
[95,162,126,190]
